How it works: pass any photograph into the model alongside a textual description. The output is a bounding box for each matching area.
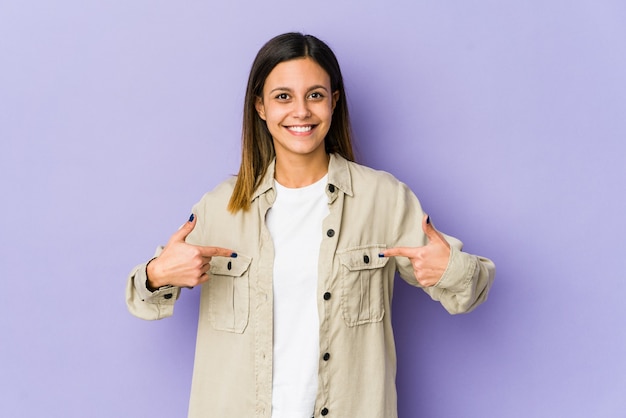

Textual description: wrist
[145,257,163,292]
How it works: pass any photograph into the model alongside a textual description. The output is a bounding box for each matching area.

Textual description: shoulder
[187,176,243,246]
[195,176,237,207]
[347,159,408,192]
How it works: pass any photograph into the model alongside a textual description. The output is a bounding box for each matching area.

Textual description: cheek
[321,104,335,121]
[263,111,283,137]
[263,107,285,124]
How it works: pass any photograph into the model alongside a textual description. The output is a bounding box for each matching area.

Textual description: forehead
[264,57,331,90]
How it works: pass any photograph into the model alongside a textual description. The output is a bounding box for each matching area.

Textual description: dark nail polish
[231,252,238,258]
[378,253,385,258]
[189,214,195,222]
[426,215,431,225]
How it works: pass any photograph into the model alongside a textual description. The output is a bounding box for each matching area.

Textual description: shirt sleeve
[125,246,181,320]
[392,182,495,314]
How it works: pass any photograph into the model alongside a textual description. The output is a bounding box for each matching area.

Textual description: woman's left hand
[380,215,451,287]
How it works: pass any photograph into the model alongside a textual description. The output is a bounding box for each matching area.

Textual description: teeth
[289,125,312,132]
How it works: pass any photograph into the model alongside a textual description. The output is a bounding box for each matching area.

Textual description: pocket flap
[337,245,389,271]
[210,254,252,277]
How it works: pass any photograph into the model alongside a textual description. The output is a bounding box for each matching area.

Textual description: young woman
[126,32,495,418]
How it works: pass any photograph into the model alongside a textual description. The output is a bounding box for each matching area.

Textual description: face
[255,57,339,162]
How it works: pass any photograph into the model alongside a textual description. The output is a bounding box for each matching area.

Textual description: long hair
[227,32,355,212]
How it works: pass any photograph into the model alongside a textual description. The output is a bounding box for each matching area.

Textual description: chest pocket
[207,254,252,333]
[337,245,389,326]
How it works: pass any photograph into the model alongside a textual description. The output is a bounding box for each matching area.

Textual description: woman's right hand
[146,214,237,289]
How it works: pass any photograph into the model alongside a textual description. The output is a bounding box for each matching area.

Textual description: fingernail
[231,252,238,258]
[189,214,195,222]
[426,215,431,225]
[378,253,385,258]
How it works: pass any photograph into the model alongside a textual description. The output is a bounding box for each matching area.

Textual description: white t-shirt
[266,175,329,418]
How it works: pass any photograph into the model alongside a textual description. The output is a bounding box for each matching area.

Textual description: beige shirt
[126,153,495,418]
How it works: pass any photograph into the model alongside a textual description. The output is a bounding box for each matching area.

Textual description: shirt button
[227,261,232,270]
[321,407,329,416]
[323,352,330,361]
[363,255,370,264]
[323,292,331,300]
[163,293,173,300]
[326,229,335,237]
[328,184,335,193]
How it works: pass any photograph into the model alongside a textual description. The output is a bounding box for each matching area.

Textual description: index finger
[198,246,238,258]
[379,247,415,258]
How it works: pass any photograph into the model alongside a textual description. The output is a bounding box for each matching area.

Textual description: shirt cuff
[133,261,180,304]
[434,246,478,293]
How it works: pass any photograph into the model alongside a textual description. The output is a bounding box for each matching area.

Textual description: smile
[286,125,314,133]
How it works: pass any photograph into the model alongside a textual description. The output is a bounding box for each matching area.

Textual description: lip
[285,124,317,135]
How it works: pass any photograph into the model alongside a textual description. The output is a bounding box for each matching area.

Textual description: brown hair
[227,32,355,212]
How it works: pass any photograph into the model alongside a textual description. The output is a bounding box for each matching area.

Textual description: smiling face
[255,57,339,165]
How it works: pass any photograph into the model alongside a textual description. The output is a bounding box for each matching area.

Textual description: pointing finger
[198,246,238,258]
[379,247,416,258]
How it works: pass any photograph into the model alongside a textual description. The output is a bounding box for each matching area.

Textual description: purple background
[1,1,625,417]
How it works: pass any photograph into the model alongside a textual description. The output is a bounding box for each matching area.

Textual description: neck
[274,152,330,188]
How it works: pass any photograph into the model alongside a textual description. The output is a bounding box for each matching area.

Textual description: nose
[292,98,311,119]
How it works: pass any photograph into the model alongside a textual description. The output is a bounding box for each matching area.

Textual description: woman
[126,32,495,418]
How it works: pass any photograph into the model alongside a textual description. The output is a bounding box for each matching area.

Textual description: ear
[331,91,340,112]
[255,96,266,120]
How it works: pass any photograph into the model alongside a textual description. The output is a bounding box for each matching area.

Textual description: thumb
[169,213,197,244]
[422,214,441,242]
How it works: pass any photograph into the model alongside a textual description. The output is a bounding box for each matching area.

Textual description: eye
[275,93,290,100]
[308,91,325,100]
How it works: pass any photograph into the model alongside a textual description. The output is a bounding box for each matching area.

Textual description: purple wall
[1,1,625,417]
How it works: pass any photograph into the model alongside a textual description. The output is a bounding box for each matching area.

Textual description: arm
[422,240,494,314]
[125,214,237,320]
[125,246,181,321]
[380,186,495,314]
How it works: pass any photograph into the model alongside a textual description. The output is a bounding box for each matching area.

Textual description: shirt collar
[251,153,353,203]
[251,159,276,201]
[327,153,353,197]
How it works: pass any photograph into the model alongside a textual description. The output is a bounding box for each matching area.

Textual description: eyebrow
[268,85,330,94]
